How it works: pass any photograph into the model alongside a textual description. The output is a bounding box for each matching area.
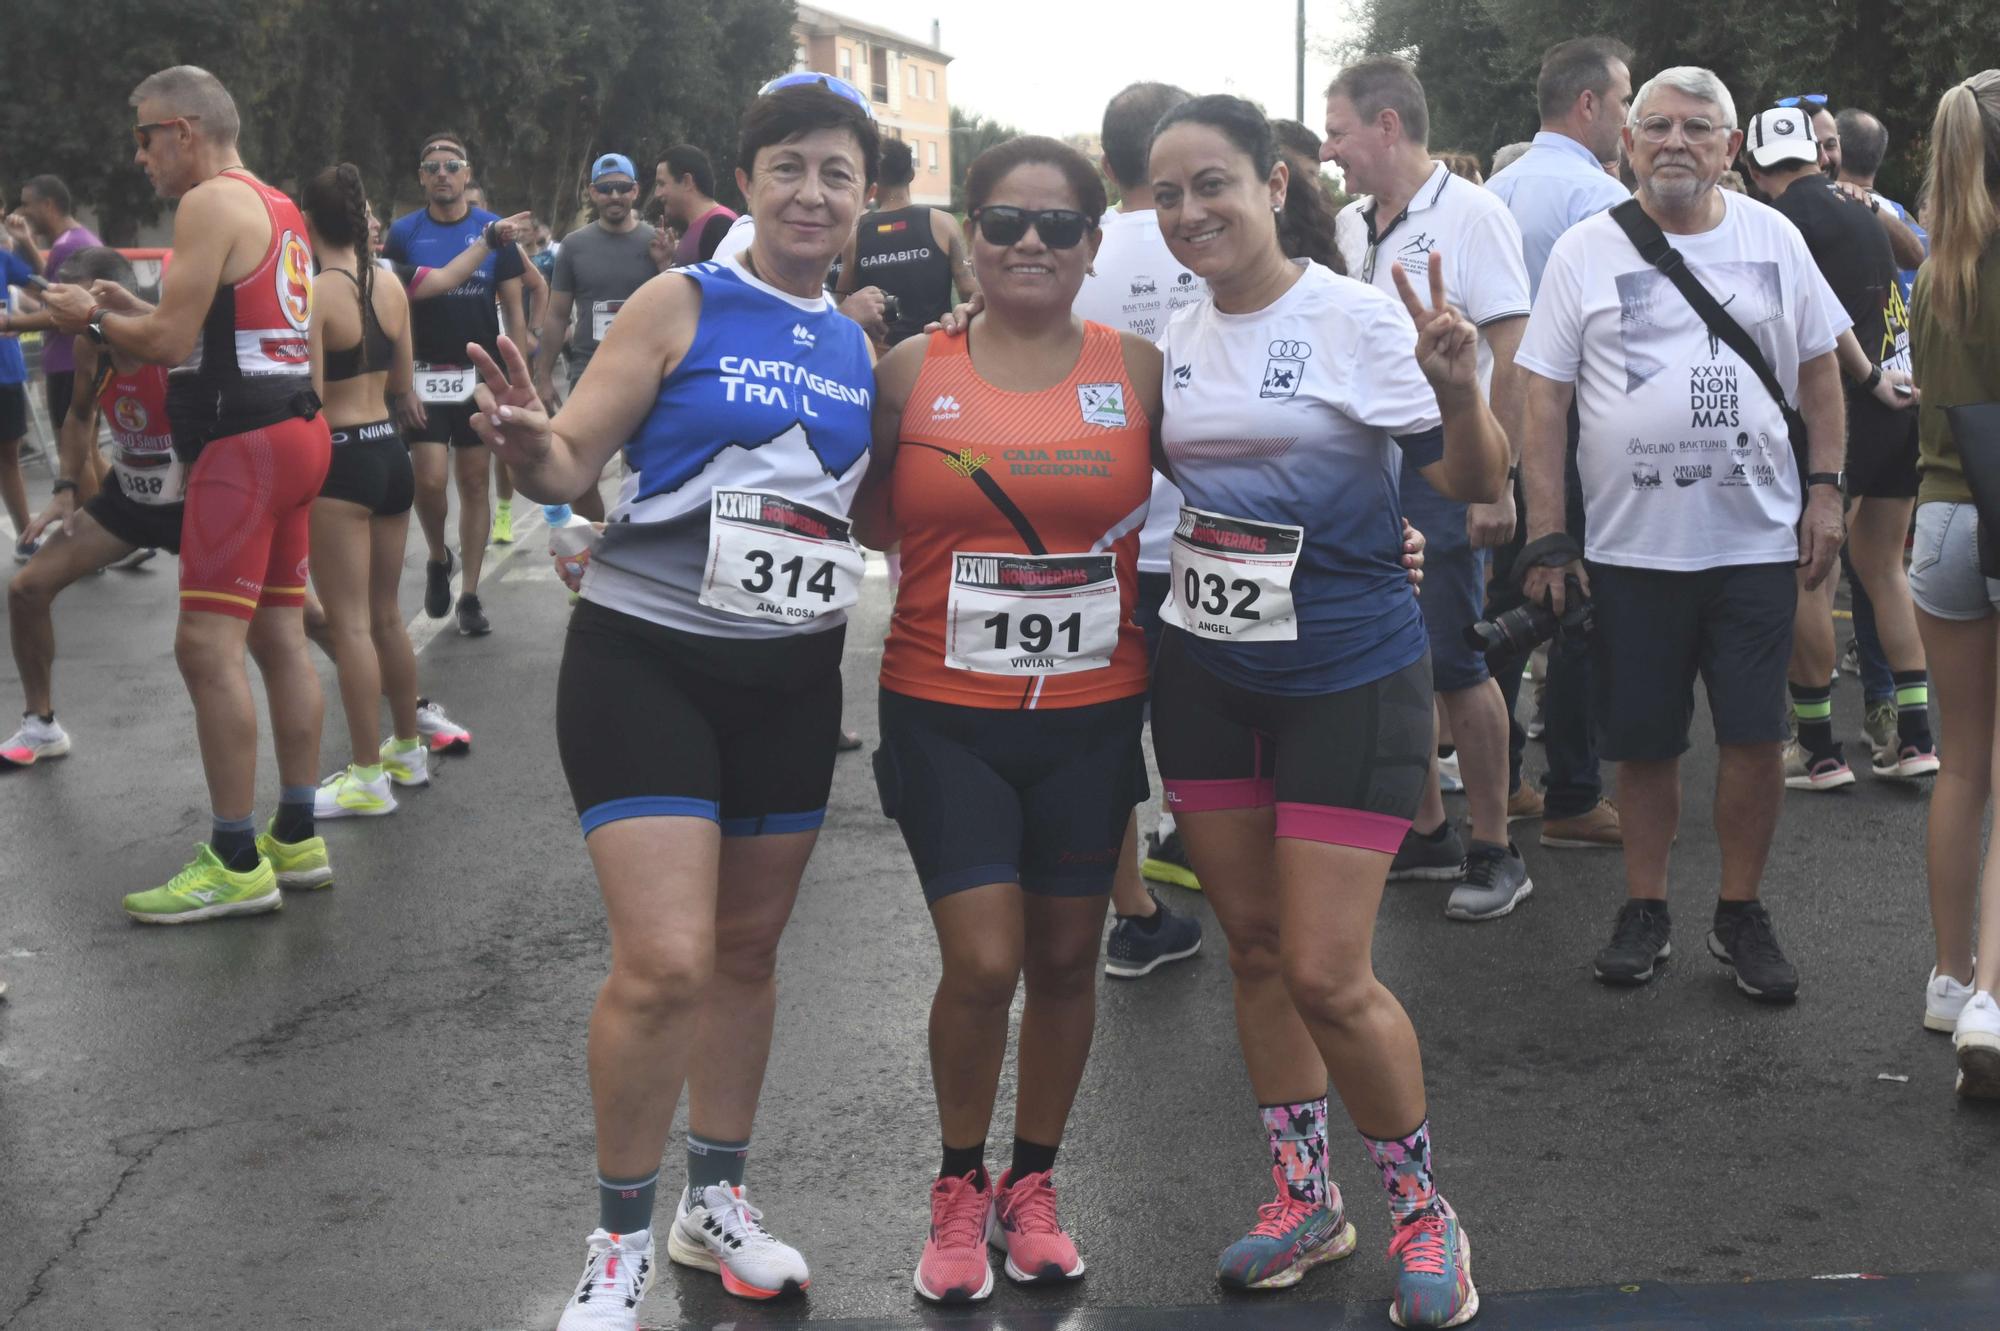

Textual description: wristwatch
[1806,471,1846,495]
[483,221,505,251]
[84,307,109,346]
[1862,363,1883,392]
[51,478,78,495]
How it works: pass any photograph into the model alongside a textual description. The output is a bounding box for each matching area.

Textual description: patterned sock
[597,1169,658,1234]
[686,1132,749,1192]
[1361,1118,1438,1223]
[1260,1097,1331,1206]
[1893,671,1932,748]
[1789,681,1835,759]
[211,813,259,872]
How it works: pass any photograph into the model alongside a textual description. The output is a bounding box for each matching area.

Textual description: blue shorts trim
[580,795,719,834]
[719,808,828,838]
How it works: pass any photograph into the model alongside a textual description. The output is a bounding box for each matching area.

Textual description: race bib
[592,300,624,342]
[113,454,185,507]
[699,490,864,624]
[414,362,476,404]
[945,552,1122,676]
[1163,506,1303,643]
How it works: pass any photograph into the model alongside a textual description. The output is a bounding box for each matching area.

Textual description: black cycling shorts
[408,401,484,449]
[558,598,846,837]
[874,688,1147,902]
[321,420,415,516]
[1845,394,1920,501]
[1150,630,1433,852]
[0,383,25,441]
[83,485,183,554]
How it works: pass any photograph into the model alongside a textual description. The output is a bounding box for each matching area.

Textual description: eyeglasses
[592,181,637,196]
[1776,94,1828,109]
[969,206,1089,249]
[420,159,470,176]
[757,71,877,120]
[132,116,199,149]
[1636,116,1722,145]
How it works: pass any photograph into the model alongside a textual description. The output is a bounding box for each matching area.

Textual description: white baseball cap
[1746,107,1818,168]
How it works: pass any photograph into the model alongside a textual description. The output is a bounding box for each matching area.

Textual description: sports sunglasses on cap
[1776,94,1829,108]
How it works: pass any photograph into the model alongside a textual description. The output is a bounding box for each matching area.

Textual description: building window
[907,64,919,96]
[869,44,890,103]
[838,47,851,82]
[927,140,939,172]
[924,70,936,100]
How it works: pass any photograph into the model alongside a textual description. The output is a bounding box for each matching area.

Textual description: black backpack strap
[1608,199,1810,470]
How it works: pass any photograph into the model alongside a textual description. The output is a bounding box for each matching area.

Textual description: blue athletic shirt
[1158,260,1444,695]
[0,249,35,384]
[382,205,524,365]
[583,257,874,638]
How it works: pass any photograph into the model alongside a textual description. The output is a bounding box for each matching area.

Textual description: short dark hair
[659,144,715,197]
[737,84,881,189]
[22,174,71,213]
[1536,37,1633,124]
[964,136,1107,222]
[1836,107,1890,178]
[1269,119,1323,160]
[54,244,139,295]
[1327,55,1430,147]
[1101,81,1191,190]
[878,138,915,188]
[418,129,465,159]
[1152,94,1344,275]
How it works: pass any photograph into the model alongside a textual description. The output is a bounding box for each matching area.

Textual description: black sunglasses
[420,159,470,176]
[970,206,1089,250]
[592,181,637,195]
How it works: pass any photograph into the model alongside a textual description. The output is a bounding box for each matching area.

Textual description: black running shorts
[1149,630,1433,852]
[407,401,484,449]
[321,420,415,516]
[83,485,183,554]
[874,688,1148,903]
[558,599,846,836]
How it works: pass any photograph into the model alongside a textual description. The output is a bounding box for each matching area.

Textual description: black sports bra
[321,269,396,382]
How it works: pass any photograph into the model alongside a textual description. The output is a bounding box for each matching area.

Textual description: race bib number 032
[945,551,1121,675]
[699,489,863,624]
[1163,505,1303,643]
[414,363,476,405]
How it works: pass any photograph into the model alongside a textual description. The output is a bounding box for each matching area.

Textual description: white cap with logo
[1746,107,1819,168]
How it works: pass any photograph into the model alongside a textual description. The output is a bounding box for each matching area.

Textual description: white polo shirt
[1074,208,1209,574]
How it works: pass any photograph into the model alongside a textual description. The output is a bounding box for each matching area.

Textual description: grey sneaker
[1863,698,1898,770]
[1445,842,1533,921]
[1105,890,1204,978]
[1389,822,1465,883]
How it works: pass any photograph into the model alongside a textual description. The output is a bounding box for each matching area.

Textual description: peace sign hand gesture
[1392,250,1480,395]
[467,335,553,467]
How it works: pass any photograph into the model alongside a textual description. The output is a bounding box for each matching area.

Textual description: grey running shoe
[1594,900,1672,985]
[1707,902,1799,1004]
[1389,822,1465,883]
[1445,842,1533,921]
[1104,890,1203,978]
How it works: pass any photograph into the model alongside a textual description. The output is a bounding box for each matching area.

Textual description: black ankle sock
[1009,1136,1059,1180]
[211,817,259,873]
[273,799,314,845]
[941,1142,987,1186]
[1714,898,1755,918]
[1436,744,1456,760]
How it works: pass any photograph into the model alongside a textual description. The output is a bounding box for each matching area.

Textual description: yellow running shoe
[257,826,334,890]
[491,499,515,544]
[124,845,281,924]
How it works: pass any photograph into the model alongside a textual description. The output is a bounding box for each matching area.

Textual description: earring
[1086,265,1097,276]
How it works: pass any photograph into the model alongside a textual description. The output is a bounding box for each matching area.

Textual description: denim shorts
[1908,501,2000,621]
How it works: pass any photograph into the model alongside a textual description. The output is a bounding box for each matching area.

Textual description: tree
[950,106,1024,214]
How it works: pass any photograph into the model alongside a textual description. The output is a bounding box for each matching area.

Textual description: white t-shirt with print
[1074,208,1209,574]
[1516,191,1850,571]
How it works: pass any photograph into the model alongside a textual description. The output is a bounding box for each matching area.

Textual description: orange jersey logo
[111,395,150,434]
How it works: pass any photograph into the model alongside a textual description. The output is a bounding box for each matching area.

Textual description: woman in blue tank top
[467,76,880,1327]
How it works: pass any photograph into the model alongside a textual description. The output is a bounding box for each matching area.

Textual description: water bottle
[545,504,595,588]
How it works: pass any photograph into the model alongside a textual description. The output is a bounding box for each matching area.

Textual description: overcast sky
[827,1,1358,138]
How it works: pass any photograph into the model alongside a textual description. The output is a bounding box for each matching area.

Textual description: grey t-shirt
[553,222,659,376]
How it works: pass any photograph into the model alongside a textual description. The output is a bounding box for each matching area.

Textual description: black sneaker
[1141,828,1201,891]
[456,593,491,637]
[1104,889,1203,978]
[1389,821,1465,882]
[1707,902,1799,1003]
[425,548,455,619]
[1594,900,1672,985]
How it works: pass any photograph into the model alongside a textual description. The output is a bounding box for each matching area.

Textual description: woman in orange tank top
[854,137,1165,1301]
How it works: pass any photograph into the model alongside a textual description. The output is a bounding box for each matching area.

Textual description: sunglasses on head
[592,181,636,195]
[970,206,1089,249]
[421,159,469,176]
[758,71,876,119]
[132,115,200,149]
[1776,94,1828,108]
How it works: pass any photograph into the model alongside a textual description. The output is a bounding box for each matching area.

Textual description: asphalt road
[1,504,1995,1331]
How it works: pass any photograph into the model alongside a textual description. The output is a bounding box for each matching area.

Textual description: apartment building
[793,5,953,207]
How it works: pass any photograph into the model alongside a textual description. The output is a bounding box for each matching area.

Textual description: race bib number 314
[1163,506,1303,642]
[699,490,863,624]
[946,552,1121,675]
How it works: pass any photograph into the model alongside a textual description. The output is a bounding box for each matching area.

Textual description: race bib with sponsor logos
[944,552,1121,675]
[414,363,476,405]
[1162,505,1303,643]
[699,489,864,624]
[114,454,186,507]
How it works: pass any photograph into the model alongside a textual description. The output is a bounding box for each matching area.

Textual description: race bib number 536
[1163,506,1303,642]
[699,490,863,624]
[414,363,475,404]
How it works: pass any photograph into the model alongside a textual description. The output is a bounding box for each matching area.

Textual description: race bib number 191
[699,490,864,624]
[1163,505,1303,642]
[414,362,476,404]
[945,552,1122,675]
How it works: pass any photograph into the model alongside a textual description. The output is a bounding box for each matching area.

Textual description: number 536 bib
[1163,505,1303,642]
[946,552,1121,675]
[699,489,864,624]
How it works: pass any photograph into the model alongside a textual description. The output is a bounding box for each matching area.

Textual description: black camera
[1463,573,1593,656]
[880,292,902,324]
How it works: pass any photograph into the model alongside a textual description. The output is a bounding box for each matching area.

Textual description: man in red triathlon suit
[44,64,336,922]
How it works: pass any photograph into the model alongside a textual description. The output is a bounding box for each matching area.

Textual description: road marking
[405,505,551,657]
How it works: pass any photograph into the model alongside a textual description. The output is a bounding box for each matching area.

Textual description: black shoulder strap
[1609,199,1809,460]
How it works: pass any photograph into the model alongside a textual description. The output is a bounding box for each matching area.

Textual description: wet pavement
[2,508,1996,1330]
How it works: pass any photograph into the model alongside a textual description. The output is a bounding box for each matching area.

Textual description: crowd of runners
[3,39,2000,1331]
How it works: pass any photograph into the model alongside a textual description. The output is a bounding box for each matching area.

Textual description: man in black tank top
[835,140,975,346]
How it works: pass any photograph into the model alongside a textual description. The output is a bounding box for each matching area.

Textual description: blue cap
[590,153,637,182]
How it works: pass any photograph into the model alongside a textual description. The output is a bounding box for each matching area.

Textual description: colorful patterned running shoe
[914,1172,994,1303]
[988,1168,1084,1283]
[667,1182,809,1299]
[1217,1165,1357,1290]
[1388,1201,1479,1328]
[556,1227,653,1330]
[415,697,471,754]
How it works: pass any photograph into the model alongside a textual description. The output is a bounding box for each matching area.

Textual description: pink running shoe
[914,1172,994,1303]
[987,1168,1085,1283]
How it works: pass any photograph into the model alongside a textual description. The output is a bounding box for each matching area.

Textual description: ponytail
[1919,71,2000,337]
[1277,149,1346,275]
[301,162,382,371]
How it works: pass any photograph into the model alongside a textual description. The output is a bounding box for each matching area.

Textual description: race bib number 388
[946,552,1121,675]
[699,489,864,624]
[1163,506,1303,642]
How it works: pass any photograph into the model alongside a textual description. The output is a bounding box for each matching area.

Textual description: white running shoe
[0,714,71,768]
[378,738,430,788]
[1955,991,2000,1099]
[1437,750,1464,793]
[556,1228,654,1331]
[667,1183,810,1299]
[415,697,471,754]
[1926,968,1976,1033]
[313,766,398,819]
